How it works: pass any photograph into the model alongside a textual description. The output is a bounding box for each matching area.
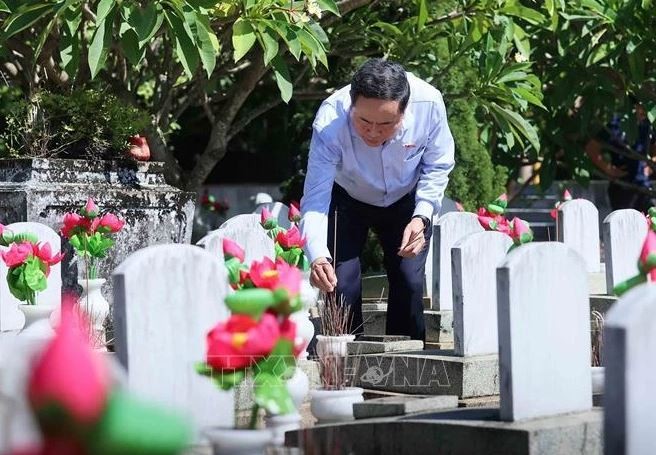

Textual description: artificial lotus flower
[249,257,301,296]
[550,189,573,219]
[206,313,280,371]
[260,207,277,230]
[288,202,301,223]
[32,243,64,276]
[510,217,533,246]
[486,193,507,215]
[279,317,304,357]
[1,242,34,267]
[80,198,99,219]
[222,238,245,263]
[276,225,306,249]
[61,213,85,239]
[97,213,125,233]
[455,202,465,212]
[639,229,656,280]
[28,300,110,429]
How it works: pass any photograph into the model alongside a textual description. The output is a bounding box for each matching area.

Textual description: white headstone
[604,283,656,455]
[0,223,62,331]
[197,226,275,264]
[112,244,232,438]
[497,242,592,421]
[452,231,512,356]
[429,212,484,310]
[602,209,648,294]
[219,213,260,230]
[254,202,291,230]
[557,199,601,273]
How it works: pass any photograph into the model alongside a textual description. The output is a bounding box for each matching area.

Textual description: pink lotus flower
[28,299,110,426]
[639,230,656,278]
[206,313,280,371]
[222,238,245,262]
[550,207,558,220]
[31,243,64,277]
[455,202,465,212]
[563,189,573,201]
[81,198,99,219]
[1,242,33,267]
[288,202,301,223]
[97,213,124,233]
[496,218,512,235]
[276,225,306,249]
[510,217,533,244]
[249,257,301,296]
[260,207,274,226]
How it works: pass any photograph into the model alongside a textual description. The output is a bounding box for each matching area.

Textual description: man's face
[350,96,404,147]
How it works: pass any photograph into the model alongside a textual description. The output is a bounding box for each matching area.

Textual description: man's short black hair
[350,58,410,113]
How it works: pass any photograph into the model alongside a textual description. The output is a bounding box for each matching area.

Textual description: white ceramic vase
[203,427,274,455]
[18,304,56,339]
[78,278,110,349]
[286,367,309,409]
[310,387,364,423]
[591,366,604,394]
[316,334,355,358]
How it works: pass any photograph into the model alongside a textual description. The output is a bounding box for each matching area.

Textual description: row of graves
[0,193,653,454]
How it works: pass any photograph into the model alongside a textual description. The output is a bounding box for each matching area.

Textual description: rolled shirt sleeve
[300,104,341,264]
[413,92,455,220]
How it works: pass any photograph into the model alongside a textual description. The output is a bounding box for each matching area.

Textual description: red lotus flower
[639,230,656,277]
[276,225,306,249]
[223,238,245,262]
[280,317,304,357]
[127,135,151,161]
[1,242,33,267]
[28,299,110,427]
[61,213,86,239]
[206,313,280,371]
[97,213,124,233]
[81,198,99,219]
[288,202,301,223]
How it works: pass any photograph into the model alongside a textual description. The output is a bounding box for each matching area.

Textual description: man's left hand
[398,217,426,258]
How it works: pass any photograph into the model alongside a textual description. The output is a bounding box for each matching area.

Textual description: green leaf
[271,55,293,103]
[163,8,199,78]
[253,372,295,415]
[96,0,115,23]
[254,339,295,378]
[232,18,256,62]
[120,25,143,66]
[0,1,10,13]
[259,26,279,66]
[194,11,219,76]
[270,21,301,60]
[490,102,540,151]
[2,3,56,38]
[212,370,246,391]
[59,6,82,77]
[317,0,340,16]
[643,0,653,8]
[24,257,47,292]
[512,87,546,109]
[512,23,531,58]
[129,3,163,47]
[417,0,428,30]
[88,5,117,78]
[225,288,276,318]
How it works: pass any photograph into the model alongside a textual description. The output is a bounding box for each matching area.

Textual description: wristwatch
[412,215,431,231]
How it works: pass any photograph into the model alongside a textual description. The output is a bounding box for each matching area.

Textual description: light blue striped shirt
[300,73,455,263]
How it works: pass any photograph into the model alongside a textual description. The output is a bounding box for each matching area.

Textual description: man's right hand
[310,258,337,293]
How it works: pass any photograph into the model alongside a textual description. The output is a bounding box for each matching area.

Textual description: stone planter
[0,158,195,303]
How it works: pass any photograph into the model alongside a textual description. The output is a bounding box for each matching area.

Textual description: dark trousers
[327,184,430,342]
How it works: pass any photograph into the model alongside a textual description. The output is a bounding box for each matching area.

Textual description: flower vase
[316,335,355,358]
[202,427,274,455]
[78,278,110,350]
[18,303,56,339]
[294,272,318,359]
[310,387,364,423]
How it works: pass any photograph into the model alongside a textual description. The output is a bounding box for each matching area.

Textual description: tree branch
[227,98,283,142]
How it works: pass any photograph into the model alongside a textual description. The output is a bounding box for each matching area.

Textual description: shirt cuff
[304,242,332,265]
[413,200,435,221]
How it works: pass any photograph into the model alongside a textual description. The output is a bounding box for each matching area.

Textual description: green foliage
[7,256,47,304]
[0,89,149,159]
